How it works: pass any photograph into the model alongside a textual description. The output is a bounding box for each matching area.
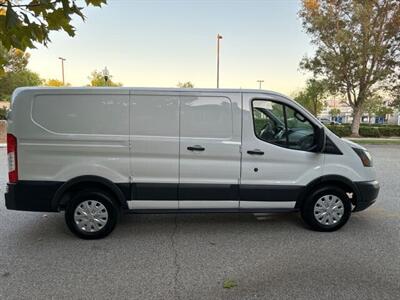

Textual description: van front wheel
[65,190,119,239]
[301,186,351,232]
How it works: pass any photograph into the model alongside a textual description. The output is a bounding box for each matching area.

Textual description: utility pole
[257,80,264,89]
[216,34,223,88]
[58,57,66,85]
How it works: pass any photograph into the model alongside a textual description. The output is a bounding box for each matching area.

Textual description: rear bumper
[5,181,62,212]
[353,180,380,212]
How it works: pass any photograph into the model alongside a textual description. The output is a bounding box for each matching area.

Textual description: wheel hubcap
[314,195,344,226]
[74,200,108,233]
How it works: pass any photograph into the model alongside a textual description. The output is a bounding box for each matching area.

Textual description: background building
[318,98,399,125]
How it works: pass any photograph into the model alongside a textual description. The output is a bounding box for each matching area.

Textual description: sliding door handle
[247,149,264,155]
[187,145,205,151]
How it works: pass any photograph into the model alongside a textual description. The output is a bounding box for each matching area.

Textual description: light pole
[257,80,264,89]
[102,67,109,86]
[58,57,66,85]
[216,34,223,88]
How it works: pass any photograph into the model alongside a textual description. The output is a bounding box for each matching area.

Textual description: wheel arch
[51,175,129,211]
[296,175,359,209]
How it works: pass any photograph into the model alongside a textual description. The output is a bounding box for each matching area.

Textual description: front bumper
[353,180,380,212]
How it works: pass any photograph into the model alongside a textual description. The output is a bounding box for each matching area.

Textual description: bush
[360,123,398,127]
[377,126,400,137]
[0,106,8,120]
[327,123,400,137]
[377,127,393,137]
[359,127,380,137]
[326,124,352,137]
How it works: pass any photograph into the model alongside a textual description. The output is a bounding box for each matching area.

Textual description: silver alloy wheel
[74,200,108,233]
[313,194,344,226]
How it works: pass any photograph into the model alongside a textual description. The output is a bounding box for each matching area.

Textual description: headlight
[352,148,372,167]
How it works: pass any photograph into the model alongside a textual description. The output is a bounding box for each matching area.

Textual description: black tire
[65,190,119,239]
[301,186,351,232]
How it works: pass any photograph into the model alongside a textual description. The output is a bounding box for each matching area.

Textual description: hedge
[326,125,352,137]
[327,124,400,137]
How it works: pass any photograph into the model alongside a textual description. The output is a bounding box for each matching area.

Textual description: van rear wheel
[65,190,119,239]
[301,186,351,232]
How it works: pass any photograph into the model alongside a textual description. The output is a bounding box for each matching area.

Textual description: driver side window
[252,100,316,151]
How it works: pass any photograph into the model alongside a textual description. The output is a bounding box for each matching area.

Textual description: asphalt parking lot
[0,145,399,299]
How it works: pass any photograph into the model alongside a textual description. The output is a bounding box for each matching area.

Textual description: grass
[348,139,400,145]
[223,279,237,289]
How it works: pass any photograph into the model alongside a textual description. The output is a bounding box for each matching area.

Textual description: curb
[348,138,400,141]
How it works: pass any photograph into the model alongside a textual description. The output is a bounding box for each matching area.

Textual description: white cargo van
[5,87,379,239]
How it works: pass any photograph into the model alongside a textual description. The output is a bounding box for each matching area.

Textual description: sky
[28,0,314,95]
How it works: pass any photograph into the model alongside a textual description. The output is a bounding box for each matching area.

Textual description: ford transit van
[5,87,379,238]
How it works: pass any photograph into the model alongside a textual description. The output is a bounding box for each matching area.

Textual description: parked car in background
[5,87,380,238]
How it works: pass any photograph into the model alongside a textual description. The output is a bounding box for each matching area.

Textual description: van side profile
[5,87,380,238]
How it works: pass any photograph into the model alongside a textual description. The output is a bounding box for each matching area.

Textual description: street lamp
[102,67,110,86]
[257,80,264,89]
[216,34,223,88]
[58,57,66,85]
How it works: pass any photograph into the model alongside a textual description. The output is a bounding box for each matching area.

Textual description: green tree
[363,95,382,122]
[299,0,400,136]
[0,43,30,74]
[177,81,194,88]
[390,98,400,110]
[372,99,393,119]
[0,43,42,100]
[329,108,341,118]
[44,78,70,86]
[390,86,400,110]
[0,0,107,72]
[87,70,122,87]
[3,48,29,73]
[0,69,43,101]
[294,79,327,116]
[363,95,394,122]
[375,105,393,119]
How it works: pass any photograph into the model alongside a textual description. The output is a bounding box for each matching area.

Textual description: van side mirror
[314,127,326,153]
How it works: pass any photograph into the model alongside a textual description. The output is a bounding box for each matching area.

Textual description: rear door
[178,92,241,209]
[240,92,324,209]
[128,90,180,209]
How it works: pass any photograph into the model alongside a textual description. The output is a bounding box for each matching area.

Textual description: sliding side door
[178,92,241,209]
[128,90,180,209]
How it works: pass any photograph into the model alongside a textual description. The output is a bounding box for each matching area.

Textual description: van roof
[13,86,287,97]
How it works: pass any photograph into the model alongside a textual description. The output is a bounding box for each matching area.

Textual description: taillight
[7,133,18,183]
